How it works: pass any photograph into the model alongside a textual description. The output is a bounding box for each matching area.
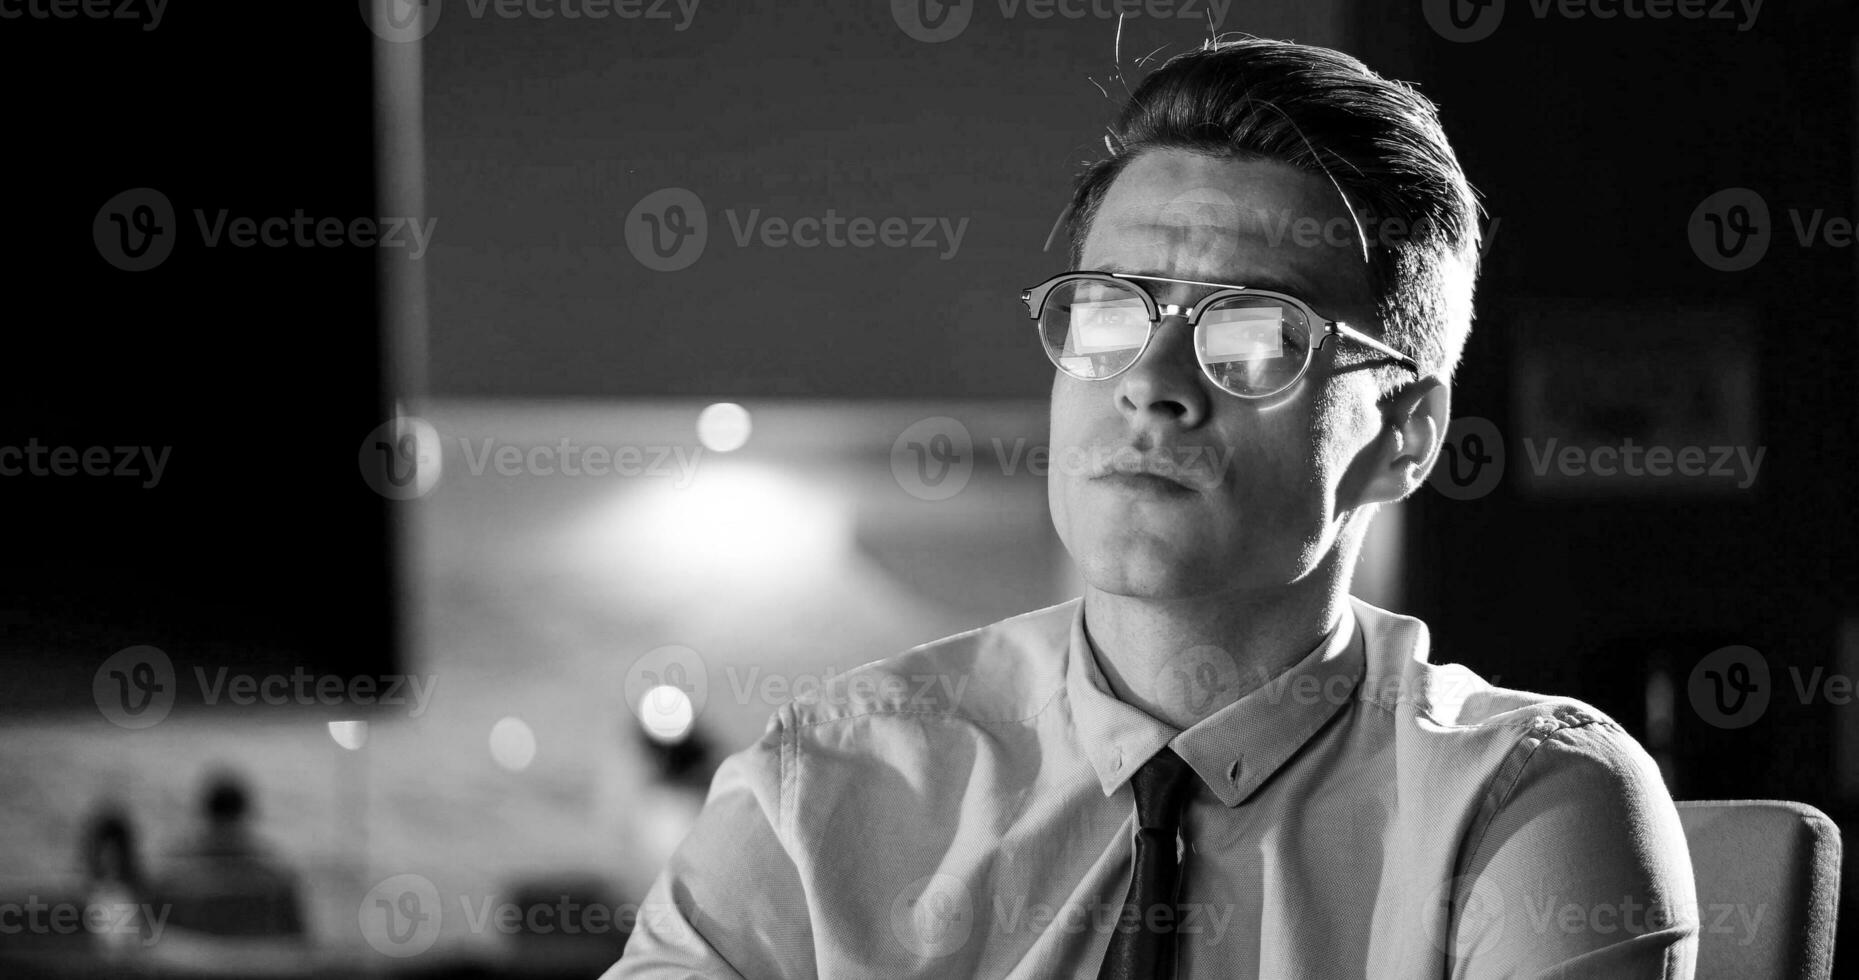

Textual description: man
[610,37,1698,979]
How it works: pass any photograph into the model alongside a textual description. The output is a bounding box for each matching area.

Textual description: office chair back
[1677,800,1841,980]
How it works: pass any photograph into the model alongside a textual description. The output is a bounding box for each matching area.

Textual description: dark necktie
[1097,746,1197,980]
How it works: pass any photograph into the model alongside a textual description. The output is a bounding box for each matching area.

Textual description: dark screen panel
[0,5,399,716]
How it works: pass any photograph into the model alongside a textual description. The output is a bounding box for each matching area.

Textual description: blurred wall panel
[421,0,1351,399]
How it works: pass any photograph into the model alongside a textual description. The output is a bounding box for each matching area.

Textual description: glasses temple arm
[1329,322,1420,374]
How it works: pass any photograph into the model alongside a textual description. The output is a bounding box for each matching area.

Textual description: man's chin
[1072,539,1232,600]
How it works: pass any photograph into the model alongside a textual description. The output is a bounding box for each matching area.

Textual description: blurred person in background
[80,805,153,960]
[609,36,1697,980]
[153,770,306,942]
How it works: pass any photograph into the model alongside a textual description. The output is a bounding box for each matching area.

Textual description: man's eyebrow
[1101,266,1324,299]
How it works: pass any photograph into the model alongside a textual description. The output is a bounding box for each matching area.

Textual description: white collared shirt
[610,596,1698,978]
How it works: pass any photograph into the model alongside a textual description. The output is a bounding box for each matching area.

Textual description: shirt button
[1112,750,1124,772]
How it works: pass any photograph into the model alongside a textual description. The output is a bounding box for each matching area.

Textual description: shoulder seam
[1460,714,1622,870]
[787,676,1068,735]
[782,602,1078,732]
[778,704,796,843]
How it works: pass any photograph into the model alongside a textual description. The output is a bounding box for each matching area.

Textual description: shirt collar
[1064,601,1366,807]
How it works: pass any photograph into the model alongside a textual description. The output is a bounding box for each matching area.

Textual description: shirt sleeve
[604,707,817,980]
[1449,716,1699,980]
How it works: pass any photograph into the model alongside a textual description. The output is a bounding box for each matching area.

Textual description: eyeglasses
[1021,271,1418,399]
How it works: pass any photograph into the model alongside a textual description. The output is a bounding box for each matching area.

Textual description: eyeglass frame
[1021,270,1420,399]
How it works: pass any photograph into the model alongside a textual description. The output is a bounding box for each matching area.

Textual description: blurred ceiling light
[571,460,851,595]
[489,716,537,772]
[327,719,369,751]
[696,402,752,453]
[638,684,695,744]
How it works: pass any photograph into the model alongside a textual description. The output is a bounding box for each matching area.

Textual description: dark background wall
[1358,0,1859,961]
[422,0,1349,398]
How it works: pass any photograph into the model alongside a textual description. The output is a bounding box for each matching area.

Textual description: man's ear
[1358,377,1449,506]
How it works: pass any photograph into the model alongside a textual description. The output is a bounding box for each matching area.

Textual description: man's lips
[1084,446,1225,493]
[1095,469,1198,494]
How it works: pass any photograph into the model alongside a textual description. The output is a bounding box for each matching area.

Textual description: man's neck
[1081,562,1352,731]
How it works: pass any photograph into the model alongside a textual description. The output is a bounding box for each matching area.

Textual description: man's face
[1049,148,1387,599]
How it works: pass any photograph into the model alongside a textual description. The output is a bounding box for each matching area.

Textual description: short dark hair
[1064,37,1481,388]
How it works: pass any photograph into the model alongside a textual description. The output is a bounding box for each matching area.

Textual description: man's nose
[1112,314,1211,428]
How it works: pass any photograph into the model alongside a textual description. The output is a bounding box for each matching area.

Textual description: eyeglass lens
[1037,277,1313,396]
